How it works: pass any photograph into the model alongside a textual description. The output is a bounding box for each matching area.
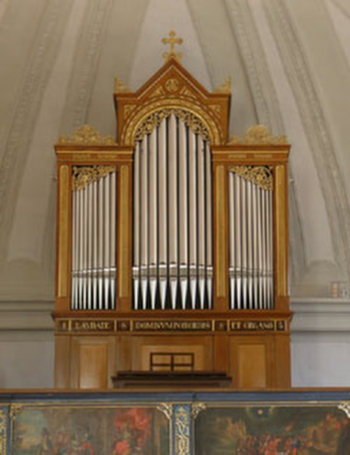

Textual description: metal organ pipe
[188,131,198,309]
[110,171,116,308]
[234,172,242,310]
[140,135,149,310]
[133,142,141,310]
[228,173,235,310]
[97,177,102,308]
[205,142,213,309]
[267,189,273,308]
[133,114,213,310]
[197,136,206,310]
[148,129,158,310]
[71,167,117,311]
[71,190,78,309]
[228,167,274,310]
[158,120,168,309]
[179,120,188,310]
[168,114,178,309]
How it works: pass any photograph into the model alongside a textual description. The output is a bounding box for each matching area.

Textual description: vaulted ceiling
[0,0,349,300]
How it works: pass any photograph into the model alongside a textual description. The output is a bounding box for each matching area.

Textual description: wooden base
[54,312,291,390]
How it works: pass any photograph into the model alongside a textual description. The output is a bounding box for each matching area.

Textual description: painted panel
[195,405,350,454]
[0,392,350,454]
[11,405,169,455]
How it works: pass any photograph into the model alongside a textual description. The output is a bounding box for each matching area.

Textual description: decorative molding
[0,408,6,455]
[123,99,220,145]
[225,0,285,134]
[291,297,350,333]
[0,301,54,332]
[134,109,209,141]
[114,77,131,93]
[59,0,113,133]
[157,403,173,421]
[72,165,115,190]
[58,125,116,145]
[192,403,207,419]
[9,404,23,421]
[174,405,190,455]
[265,0,350,282]
[179,87,196,99]
[165,78,180,93]
[229,125,287,145]
[209,104,222,117]
[229,165,273,190]
[149,86,166,99]
[338,402,350,418]
[0,0,73,241]
[214,77,231,94]
[123,104,136,117]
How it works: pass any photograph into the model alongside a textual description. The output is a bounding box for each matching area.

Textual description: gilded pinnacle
[162,30,183,63]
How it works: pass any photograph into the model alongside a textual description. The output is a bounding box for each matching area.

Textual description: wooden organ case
[54,38,291,389]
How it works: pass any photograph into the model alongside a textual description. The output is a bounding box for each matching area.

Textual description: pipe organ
[54,34,291,390]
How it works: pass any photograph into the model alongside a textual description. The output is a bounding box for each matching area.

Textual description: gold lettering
[73,320,113,332]
[132,320,211,331]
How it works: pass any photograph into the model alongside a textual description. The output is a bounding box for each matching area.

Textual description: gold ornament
[230,165,273,191]
[135,109,209,141]
[114,77,131,93]
[72,166,116,190]
[58,125,116,145]
[165,78,180,93]
[214,77,231,94]
[229,125,287,145]
[162,30,183,63]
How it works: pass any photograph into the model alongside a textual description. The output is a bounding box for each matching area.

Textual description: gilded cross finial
[162,30,183,63]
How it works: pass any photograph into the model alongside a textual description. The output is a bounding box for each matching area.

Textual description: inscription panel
[56,318,288,333]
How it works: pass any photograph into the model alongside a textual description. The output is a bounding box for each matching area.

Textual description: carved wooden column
[213,162,229,311]
[274,162,289,312]
[117,158,133,311]
[56,163,71,312]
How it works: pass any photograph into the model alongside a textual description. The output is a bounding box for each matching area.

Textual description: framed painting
[195,404,350,454]
[10,403,170,455]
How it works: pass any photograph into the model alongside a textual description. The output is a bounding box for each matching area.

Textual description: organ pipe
[158,120,168,309]
[205,142,213,309]
[71,166,117,311]
[132,114,213,310]
[228,167,274,310]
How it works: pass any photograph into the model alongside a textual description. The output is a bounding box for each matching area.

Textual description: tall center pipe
[132,114,212,311]
[168,115,178,309]
[179,121,189,309]
[158,120,168,309]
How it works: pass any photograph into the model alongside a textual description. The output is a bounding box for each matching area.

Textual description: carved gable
[114,58,231,146]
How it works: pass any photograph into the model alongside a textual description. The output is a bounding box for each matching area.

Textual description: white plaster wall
[0,337,54,388]
[291,299,350,387]
[292,335,350,387]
